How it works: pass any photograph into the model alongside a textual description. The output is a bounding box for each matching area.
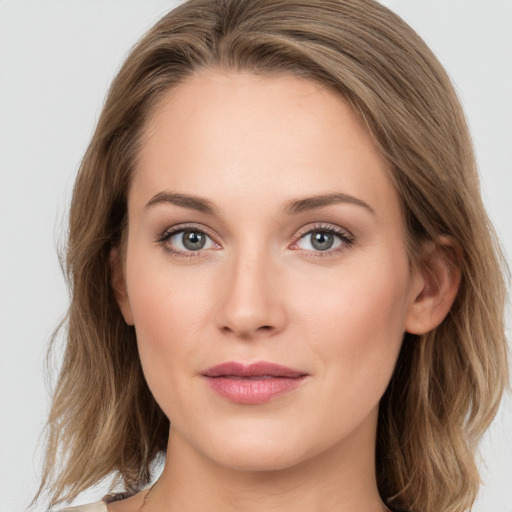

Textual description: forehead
[132,69,400,224]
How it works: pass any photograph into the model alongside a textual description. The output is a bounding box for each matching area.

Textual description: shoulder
[54,490,144,512]
[57,501,108,512]
[55,491,137,512]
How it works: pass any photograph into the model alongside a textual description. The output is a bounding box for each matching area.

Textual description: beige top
[60,502,108,512]
[57,491,139,512]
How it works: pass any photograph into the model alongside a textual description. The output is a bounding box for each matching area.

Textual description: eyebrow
[144,191,374,216]
[282,193,375,216]
[145,192,218,215]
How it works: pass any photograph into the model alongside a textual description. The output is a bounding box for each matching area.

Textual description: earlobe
[405,238,461,335]
[109,246,134,326]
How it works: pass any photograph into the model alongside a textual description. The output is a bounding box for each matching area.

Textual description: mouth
[202,361,308,405]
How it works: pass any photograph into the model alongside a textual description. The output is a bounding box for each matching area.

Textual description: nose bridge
[216,242,285,338]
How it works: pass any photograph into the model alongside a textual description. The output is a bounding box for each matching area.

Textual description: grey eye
[310,231,334,251]
[295,229,344,252]
[181,230,207,250]
[166,229,216,252]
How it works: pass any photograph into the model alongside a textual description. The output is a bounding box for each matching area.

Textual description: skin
[111,69,459,512]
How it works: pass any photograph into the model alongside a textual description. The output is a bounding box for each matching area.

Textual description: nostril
[220,324,274,338]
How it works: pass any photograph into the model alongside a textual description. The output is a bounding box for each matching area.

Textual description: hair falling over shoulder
[35,1,509,511]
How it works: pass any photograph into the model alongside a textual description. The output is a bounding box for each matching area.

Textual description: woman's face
[117,70,424,471]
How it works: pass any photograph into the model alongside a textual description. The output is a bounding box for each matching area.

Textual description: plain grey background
[0,1,511,510]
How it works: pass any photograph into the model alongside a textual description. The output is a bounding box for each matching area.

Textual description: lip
[202,361,308,405]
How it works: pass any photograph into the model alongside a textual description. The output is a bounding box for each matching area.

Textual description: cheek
[126,241,216,336]
[124,252,217,405]
[293,251,411,392]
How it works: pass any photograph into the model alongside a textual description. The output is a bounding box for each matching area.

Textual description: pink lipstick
[202,361,307,404]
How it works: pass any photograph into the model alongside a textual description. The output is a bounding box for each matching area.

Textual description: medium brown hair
[37,1,508,511]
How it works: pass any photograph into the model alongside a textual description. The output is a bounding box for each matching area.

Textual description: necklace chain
[137,483,391,512]
[138,484,154,512]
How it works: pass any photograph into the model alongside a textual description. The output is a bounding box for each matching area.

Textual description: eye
[158,226,219,255]
[174,230,210,251]
[292,225,354,254]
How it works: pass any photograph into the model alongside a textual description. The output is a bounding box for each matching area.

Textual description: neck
[148,414,386,512]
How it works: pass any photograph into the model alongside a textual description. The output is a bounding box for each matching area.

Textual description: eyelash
[293,223,355,257]
[156,222,355,259]
[156,223,218,259]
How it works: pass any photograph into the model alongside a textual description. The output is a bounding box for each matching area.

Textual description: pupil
[311,231,333,251]
[182,231,205,250]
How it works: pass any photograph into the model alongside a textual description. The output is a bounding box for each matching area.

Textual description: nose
[215,250,287,340]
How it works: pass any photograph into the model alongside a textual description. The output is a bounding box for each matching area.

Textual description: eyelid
[290,223,355,255]
[157,222,219,241]
[156,223,221,257]
[295,223,354,240]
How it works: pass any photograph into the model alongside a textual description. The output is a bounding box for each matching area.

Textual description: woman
[35,0,508,511]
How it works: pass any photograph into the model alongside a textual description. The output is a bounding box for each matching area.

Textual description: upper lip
[202,361,307,378]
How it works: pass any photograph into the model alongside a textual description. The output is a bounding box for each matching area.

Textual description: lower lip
[204,376,306,404]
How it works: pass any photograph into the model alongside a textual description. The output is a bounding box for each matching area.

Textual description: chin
[194,423,318,473]
[212,446,307,473]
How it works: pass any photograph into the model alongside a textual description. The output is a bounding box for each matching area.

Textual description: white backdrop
[0,1,511,511]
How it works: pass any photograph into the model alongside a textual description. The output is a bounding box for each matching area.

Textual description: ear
[109,246,134,326]
[405,237,461,335]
